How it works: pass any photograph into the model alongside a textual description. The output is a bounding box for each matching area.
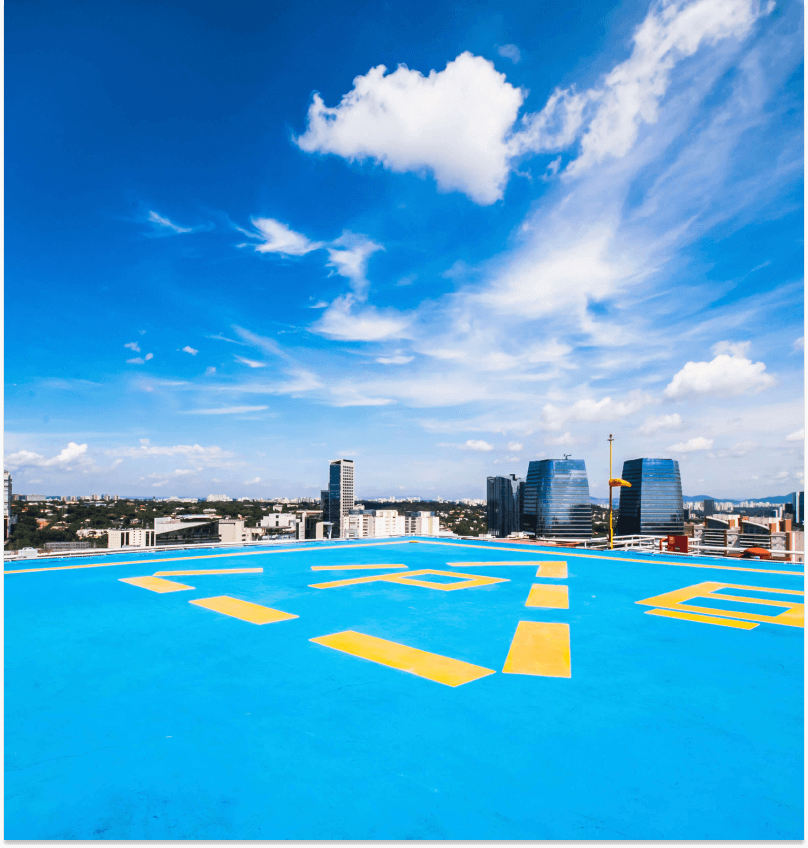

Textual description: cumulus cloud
[311,295,411,341]
[182,346,198,356]
[439,439,495,451]
[296,1,764,203]
[711,340,751,357]
[296,52,524,204]
[127,357,146,365]
[145,353,154,361]
[663,352,775,399]
[547,432,578,446]
[498,44,522,64]
[205,366,217,376]
[639,413,682,434]
[667,436,714,452]
[541,391,652,430]
[5,441,90,470]
[507,441,523,451]
[246,218,323,256]
[124,342,141,352]
[786,428,804,442]
[244,477,261,484]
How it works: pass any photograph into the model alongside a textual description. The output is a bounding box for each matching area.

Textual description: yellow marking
[525,584,569,609]
[189,595,298,624]
[153,568,263,576]
[119,576,195,593]
[310,564,408,571]
[502,622,571,677]
[311,569,508,591]
[645,608,759,629]
[446,561,555,566]
[536,561,567,578]
[636,582,804,628]
[310,630,495,687]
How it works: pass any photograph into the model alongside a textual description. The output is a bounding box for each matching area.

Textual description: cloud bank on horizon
[4,0,803,498]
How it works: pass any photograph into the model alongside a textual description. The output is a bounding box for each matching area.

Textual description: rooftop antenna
[563,453,571,460]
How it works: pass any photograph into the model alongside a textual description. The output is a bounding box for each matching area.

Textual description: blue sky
[5,0,804,499]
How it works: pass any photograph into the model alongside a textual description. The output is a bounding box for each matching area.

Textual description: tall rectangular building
[616,458,684,536]
[328,459,354,538]
[486,474,523,537]
[521,459,592,539]
[4,470,11,540]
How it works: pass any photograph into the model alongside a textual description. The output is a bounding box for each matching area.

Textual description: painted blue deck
[4,539,803,839]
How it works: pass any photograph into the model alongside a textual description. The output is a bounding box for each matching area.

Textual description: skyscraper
[786,491,804,525]
[521,459,592,538]
[4,470,12,540]
[327,459,354,538]
[616,458,684,536]
[486,474,524,537]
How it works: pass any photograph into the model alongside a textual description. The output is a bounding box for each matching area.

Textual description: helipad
[4,538,803,839]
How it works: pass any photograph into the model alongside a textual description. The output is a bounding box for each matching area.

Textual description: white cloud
[205,366,216,376]
[296,52,524,204]
[106,443,235,462]
[5,441,90,470]
[711,340,751,357]
[326,232,383,299]
[234,356,267,368]
[547,432,577,446]
[510,0,765,175]
[786,428,804,442]
[186,405,269,415]
[794,336,804,351]
[182,346,198,356]
[507,441,523,451]
[376,355,414,365]
[124,342,141,352]
[439,439,495,451]
[311,295,411,341]
[498,44,522,64]
[667,436,714,452]
[244,477,261,484]
[664,352,775,399]
[148,210,192,234]
[541,391,652,430]
[127,357,146,365]
[247,218,322,256]
[639,413,683,434]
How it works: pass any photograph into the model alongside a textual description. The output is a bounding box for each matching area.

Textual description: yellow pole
[608,434,614,550]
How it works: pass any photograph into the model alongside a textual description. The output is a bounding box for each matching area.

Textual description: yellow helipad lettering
[637,581,804,628]
[190,596,298,624]
[525,584,569,609]
[310,563,408,571]
[119,576,195,593]
[536,561,567,578]
[153,568,263,576]
[310,630,495,687]
[311,569,507,591]
[645,608,759,629]
[502,622,571,678]
[446,561,552,566]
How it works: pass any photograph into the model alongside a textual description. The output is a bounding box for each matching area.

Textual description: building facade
[327,459,355,538]
[4,470,11,540]
[404,511,441,536]
[486,474,524,537]
[786,491,804,525]
[522,459,592,538]
[616,458,684,536]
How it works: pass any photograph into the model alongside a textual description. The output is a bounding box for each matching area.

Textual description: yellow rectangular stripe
[310,574,390,589]
[645,608,759,629]
[119,576,195,593]
[189,595,298,624]
[502,621,571,677]
[525,583,569,609]
[446,561,551,566]
[154,568,263,576]
[310,630,495,687]
[311,564,408,571]
[536,561,567,578]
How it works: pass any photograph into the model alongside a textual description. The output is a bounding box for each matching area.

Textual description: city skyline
[5,0,804,500]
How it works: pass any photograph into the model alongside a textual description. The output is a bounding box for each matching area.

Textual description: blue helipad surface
[4,538,804,839]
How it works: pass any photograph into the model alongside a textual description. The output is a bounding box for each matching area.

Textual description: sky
[4,0,804,500]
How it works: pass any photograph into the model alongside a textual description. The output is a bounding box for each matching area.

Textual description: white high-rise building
[405,511,441,536]
[4,470,12,539]
[327,459,354,538]
[346,509,405,539]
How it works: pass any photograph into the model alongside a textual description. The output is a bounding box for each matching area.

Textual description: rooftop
[4,538,803,839]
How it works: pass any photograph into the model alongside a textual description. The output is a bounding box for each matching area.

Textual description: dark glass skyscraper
[486,474,524,537]
[616,458,684,536]
[521,459,592,538]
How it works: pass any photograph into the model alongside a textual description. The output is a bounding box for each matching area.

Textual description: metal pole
[608,434,614,550]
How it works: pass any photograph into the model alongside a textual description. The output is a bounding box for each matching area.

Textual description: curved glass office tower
[522,459,592,538]
[616,458,684,536]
